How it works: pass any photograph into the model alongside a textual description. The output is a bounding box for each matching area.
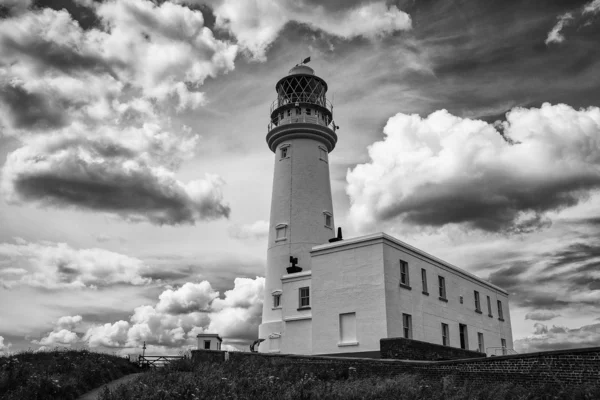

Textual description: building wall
[196,336,221,351]
[311,238,388,355]
[380,337,485,361]
[381,237,513,356]
[279,271,312,354]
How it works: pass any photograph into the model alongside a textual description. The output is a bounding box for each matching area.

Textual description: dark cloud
[33,0,101,30]
[0,83,70,130]
[525,310,561,321]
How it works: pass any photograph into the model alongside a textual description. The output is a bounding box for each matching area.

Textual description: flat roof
[311,232,508,295]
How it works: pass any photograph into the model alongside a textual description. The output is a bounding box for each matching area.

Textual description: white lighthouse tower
[258,62,338,352]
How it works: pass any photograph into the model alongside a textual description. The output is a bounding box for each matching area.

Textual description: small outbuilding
[197,333,222,351]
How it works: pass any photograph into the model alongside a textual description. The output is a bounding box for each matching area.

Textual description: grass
[0,347,140,400]
[98,356,600,400]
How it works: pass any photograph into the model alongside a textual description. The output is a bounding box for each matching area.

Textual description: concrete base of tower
[258,320,283,353]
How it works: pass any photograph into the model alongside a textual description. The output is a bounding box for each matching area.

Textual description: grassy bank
[98,357,600,400]
[0,348,140,400]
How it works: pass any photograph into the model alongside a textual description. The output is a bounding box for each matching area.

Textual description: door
[459,324,468,350]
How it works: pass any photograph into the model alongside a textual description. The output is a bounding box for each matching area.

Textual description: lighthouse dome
[288,65,314,75]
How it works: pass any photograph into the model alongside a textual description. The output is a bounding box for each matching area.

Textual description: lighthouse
[258,62,338,352]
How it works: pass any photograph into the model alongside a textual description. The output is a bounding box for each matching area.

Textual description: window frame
[318,146,328,163]
[501,338,507,355]
[275,223,288,242]
[497,300,504,321]
[204,340,211,350]
[273,293,281,308]
[280,144,290,159]
[421,268,428,294]
[323,211,333,229]
[438,276,447,300]
[487,295,493,317]
[299,287,310,308]
[399,260,410,287]
[474,291,481,313]
[441,323,449,346]
[478,332,484,353]
[402,313,412,339]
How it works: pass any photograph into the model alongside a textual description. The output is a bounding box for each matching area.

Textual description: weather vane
[296,56,311,66]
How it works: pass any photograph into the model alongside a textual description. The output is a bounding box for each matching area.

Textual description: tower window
[295,108,300,115]
[273,293,281,308]
[275,224,287,241]
[324,211,332,228]
[287,109,291,117]
[280,145,290,159]
[306,108,311,115]
[319,146,328,162]
[299,287,310,308]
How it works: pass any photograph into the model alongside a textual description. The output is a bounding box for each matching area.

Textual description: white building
[197,333,222,351]
[258,63,513,357]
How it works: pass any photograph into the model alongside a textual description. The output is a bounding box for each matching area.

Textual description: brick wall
[191,349,225,363]
[381,337,485,360]
[192,346,600,388]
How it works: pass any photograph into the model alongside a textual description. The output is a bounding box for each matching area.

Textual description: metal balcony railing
[267,113,337,133]
[270,98,333,115]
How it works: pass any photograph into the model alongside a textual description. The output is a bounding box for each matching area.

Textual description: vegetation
[99,356,600,400]
[0,347,139,400]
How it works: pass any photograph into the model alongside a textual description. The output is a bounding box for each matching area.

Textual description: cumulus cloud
[0,335,12,355]
[32,315,83,347]
[0,238,152,289]
[514,322,600,353]
[80,276,264,350]
[0,2,234,224]
[57,315,83,330]
[525,310,561,321]
[188,0,411,60]
[545,1,600,45]
[228,220,269,240]
[347,103,600,234]
[545,13,573,45]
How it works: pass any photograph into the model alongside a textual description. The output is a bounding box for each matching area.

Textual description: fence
[138,355,186,368]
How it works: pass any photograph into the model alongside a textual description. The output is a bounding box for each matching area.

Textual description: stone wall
[192,346,600,388]
[381,337,485,361]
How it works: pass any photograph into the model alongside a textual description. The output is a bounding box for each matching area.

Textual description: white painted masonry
[196,333,222,351]
[258,65,513,357]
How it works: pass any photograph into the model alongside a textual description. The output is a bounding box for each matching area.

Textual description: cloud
[32,315,83,347]
[192,0,411,60]
[0,335,12,355]
[228,220,269,240]
[57,315,83,330]
[1,125,231,225]
[346,103,600,234]
[584,0,600,14]
[514,322,600,353]
[0,0,31,16]
[545,13,573,45]
[525,311,561,321]
[0,238,152,289]
[80,276,264,350]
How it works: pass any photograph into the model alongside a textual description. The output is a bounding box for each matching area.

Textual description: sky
[1,0,600,356]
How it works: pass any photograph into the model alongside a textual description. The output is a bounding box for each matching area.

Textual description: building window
[306,108,311,115]
[217,342,221,350]
[487,296,493,317]
[299,287,310,308]
[478,332,484,353]
[501,338,507,355]
[402,313,412,339]
[420,269,428,294]
[273,293,281,308]
[441,323,449,346]
[319,146,328,162]
[275,224,287,241]
[287,109,291,117]
[459,324,469,350]
[400,260,409,286]
[474,291,481,312]
[339,312,357,344]
[497,300,504,320]
[324,211,332,228]
[438,276,447,299]
[280,145,290,159]
[295,108,301,116]
[204,340,211,350]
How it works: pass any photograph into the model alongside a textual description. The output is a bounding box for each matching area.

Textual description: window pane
[421,269,428,292]
[487,296,492,315]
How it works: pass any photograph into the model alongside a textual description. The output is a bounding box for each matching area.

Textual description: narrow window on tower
[323,211,333,229]
[280,144,290,159]
[287,109,291,117]
[299,287,310,308]
[319,146,328,163]
[273,293,281,308]
[402,313,412,339]
[275,223,287,242]
[306,108,311,115]
[399,260,410,288]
